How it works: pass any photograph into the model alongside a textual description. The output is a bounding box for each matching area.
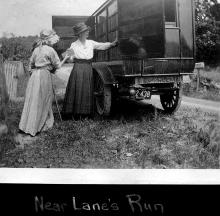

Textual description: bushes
[195,0,220,65]
[195,23,218,64]
[0,35,37,62]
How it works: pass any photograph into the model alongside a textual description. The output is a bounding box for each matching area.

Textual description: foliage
[210,2,220,21]
[0,35,37,62]
[195,0,219,64]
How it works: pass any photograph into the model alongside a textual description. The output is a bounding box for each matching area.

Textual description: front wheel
[160,85,182,114]
[93,72,112,116]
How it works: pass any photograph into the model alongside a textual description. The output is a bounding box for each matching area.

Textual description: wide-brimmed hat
[73,23,90,36]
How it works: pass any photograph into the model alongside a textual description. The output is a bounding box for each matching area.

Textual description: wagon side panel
[144,0,195,75]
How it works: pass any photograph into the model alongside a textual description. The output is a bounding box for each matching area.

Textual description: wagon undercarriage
[93,70,183,115]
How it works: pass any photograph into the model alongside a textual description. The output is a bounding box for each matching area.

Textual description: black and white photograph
[0,0,220,184]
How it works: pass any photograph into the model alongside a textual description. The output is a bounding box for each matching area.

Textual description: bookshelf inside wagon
[86,0,195,115]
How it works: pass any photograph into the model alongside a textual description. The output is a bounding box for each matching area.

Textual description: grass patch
[1,98,219,168]
[200,67,220,82]
[1,72,219,168]
[183,67,220,101]
[183,84,220,101]
[0,101,23,162]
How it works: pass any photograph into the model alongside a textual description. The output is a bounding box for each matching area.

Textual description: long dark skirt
[62,61,93,116]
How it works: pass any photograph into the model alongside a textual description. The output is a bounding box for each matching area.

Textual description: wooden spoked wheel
[160,85,183,114]
[93,72,112,116]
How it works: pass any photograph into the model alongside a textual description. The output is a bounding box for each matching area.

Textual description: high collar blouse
[70,39,111,60]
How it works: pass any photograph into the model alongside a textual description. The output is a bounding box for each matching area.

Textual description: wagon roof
[91,0,112,16]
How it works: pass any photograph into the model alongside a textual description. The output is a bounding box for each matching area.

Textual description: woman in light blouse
[62,22,117,119]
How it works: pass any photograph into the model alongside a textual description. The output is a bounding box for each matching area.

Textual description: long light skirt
[19,69,54,136]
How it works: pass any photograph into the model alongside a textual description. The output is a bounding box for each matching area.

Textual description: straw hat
[73,23,90,36]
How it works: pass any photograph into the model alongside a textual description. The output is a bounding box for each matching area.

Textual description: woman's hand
[58,50,73,69]
[66,48,75,57]
[65,48,75,62]
[111,39,119,47]
[64,54,70,60]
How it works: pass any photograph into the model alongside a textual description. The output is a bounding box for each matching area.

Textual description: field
[0,71,220,169]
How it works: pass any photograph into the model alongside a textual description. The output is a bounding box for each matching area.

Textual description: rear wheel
[93,72,112,116]
[160,84,182,114]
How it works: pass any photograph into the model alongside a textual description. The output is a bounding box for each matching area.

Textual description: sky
[1,0,220,37]
[0,0,106,37]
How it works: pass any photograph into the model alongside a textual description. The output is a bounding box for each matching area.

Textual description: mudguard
[92,62,116,85]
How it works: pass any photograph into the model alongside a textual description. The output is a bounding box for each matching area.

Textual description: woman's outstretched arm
[50,48,70,72]
[92,39,118,50]
[58,54,70,68]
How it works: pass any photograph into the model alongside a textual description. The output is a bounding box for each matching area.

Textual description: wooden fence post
[0,54,9,136]
[4,61,18,100]
[3,60,25,101]
[195,62,205,92]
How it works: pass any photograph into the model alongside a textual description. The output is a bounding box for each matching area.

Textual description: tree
[195,0,219,64]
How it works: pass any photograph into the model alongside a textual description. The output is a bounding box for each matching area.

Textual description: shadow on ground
[54,95,165,123]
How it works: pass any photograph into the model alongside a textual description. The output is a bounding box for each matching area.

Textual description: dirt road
[149,95,220,114]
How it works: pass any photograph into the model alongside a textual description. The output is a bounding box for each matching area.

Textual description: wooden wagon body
[86,0,195,115]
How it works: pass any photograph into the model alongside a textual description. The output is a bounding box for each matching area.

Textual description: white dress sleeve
[91,40,112,50]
